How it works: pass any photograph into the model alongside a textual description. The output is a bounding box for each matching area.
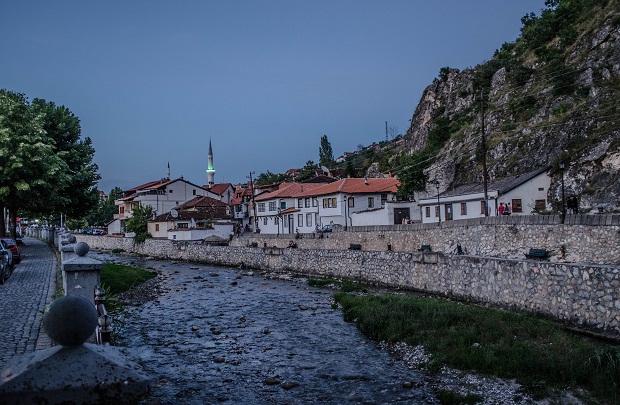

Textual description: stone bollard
[0,295,150,403]
[62,242,102,303]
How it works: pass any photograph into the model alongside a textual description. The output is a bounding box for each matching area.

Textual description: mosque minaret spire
[206,139,215,188]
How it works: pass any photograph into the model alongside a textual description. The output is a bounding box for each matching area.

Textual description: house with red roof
[254,178,418,234]
[108,177,219,235]
[148,195,234,241]
[204,183,235,205]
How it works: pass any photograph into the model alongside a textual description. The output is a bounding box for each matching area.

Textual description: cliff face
[402,0,620,212]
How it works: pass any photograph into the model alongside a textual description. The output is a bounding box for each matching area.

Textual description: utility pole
[480,90,489,217]
[385,121,388,142]
[248,172,258,232]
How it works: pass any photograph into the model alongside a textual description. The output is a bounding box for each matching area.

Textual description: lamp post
[560,161,566,224]
[434,180,441,223]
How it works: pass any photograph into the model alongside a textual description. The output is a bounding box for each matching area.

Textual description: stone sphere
[68,234,77,244]
[43,296,98,346]
[74,241,90,256]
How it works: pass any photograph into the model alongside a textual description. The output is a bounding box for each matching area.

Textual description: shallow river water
[109,256,438,404]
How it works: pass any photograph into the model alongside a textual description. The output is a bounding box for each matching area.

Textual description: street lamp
[559,160,566,224]
[434,180,441,223]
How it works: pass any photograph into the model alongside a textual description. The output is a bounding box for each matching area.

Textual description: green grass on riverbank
[100,263,157,295]
[333,292,620,404]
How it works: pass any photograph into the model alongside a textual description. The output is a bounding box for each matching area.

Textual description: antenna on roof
[170,209,179,218]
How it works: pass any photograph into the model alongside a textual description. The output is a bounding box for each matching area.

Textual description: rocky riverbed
[97,251,586,404]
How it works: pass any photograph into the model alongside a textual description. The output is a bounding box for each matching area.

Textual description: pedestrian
[505,203,512,215]
[498,203,505,216]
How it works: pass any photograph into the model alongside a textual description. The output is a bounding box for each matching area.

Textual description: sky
[1,1,546,193]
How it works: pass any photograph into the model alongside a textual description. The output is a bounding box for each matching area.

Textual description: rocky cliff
[401,0,620,213]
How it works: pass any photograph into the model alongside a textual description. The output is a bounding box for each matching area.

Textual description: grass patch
[307,278,366,293]
[437,390,484,405]
[100,263,157,295]
[334,293,620,404]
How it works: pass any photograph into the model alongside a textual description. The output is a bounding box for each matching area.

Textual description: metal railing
[94,286,113,345]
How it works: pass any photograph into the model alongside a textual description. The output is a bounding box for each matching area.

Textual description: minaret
[206,139,215,188]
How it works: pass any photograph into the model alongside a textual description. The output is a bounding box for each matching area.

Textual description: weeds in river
[307,278,366,292]
[334,292,620,404]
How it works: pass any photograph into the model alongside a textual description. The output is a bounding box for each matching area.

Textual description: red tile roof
[204,183,233,195]
[176,195,227,209]
[255,182,324,201]
[297,178,400,197]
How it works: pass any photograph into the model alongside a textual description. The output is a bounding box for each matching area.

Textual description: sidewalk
[0,237,57,365]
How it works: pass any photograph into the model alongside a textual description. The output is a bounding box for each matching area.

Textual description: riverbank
[97,250,596,404]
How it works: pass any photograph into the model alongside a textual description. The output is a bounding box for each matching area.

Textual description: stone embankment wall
[78,225,620,335]
[231,214,620,265]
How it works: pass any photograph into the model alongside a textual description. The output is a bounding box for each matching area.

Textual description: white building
[108,177,219,235]
[417,167,551,224]
[254,178,417,234]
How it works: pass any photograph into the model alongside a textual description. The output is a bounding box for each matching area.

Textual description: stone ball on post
[68,234,77,244]
[43,295,98,346]
[74,241,90,256]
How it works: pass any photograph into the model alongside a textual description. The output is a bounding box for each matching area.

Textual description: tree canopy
[319,135,334,168]
[0,89,100,236]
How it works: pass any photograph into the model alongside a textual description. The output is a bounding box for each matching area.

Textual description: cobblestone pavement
[0,237,57,366]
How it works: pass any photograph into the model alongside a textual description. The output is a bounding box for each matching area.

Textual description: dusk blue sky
[2,1,546,192]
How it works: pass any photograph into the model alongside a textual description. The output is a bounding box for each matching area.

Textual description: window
[119,206,124,214]
[306,213,312,227]
[512,199,523,213]
[169,189,173,193]
[348,198,354,208]
[263,217,267,225]
[312,198,318,207]
[298,214,303,227]
[193,189,196,195]
[381,194,388,206]
[535,199,546,212]
[298,198,303,208]
[280,201,286,210]
[305,198,310,208]
[425,207,431,217]
[258,203,265,212]
[480,201,486,215]
[323,198,337,208]
[155,224,159,231]
[178,223,188,229]
[435,206,440,217]
[368,197,374,208]
[460,202,467,215]
[268,201,276,211]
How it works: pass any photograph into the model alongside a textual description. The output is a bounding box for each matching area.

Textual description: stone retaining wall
[78,234,620,335]
[231,214,620,265]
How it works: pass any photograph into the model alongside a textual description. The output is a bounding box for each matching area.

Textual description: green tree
[125,204,153,244]
[85,187,122,227]
[296,160,317,182]
[0,90,62,237]
[0,90,100,237]
[395,152,430,198]
[31,98,100,219]
[319,135,334,168]
[255,171,289,186]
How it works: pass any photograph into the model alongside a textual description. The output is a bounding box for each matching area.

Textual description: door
[444,204,453,221]
[288,215,294,234]
[394,208,410,224]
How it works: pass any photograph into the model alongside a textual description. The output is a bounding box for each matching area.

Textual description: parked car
[91,229,106,235]
[0,244,13,284]
[15,235,24,246]
[1,238,20,264]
